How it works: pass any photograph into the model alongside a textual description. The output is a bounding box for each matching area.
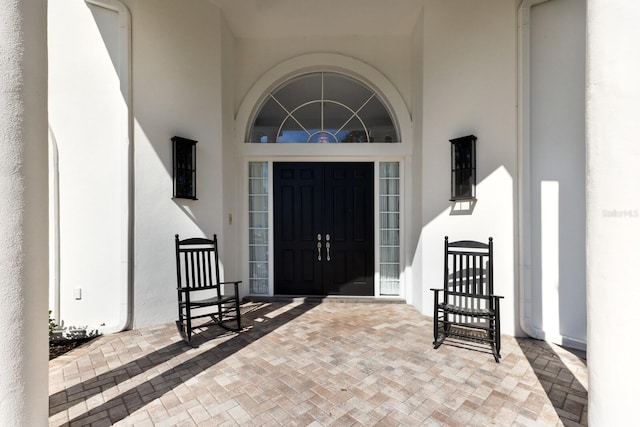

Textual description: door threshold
[244,295,406,304]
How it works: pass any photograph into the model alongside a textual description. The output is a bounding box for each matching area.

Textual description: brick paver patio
[49,300,588,426]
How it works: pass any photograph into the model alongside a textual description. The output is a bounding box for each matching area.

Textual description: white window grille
[249,72,398,143]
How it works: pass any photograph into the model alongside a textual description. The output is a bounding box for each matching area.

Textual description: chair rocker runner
[175,234,242,343]
[431,236,503,362]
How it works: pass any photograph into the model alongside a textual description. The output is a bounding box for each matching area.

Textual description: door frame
[242,156,407,299]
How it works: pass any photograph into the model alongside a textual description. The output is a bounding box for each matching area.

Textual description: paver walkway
[49,300,588,426]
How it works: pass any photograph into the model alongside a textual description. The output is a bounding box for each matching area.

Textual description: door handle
[325,234,331,261]
[317,242,322,261]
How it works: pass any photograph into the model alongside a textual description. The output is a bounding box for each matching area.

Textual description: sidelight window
[380,162,400,295]
[249,162,269,294]
[248,72,399,143]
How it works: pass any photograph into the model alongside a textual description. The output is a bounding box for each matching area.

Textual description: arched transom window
[248,72,399,143]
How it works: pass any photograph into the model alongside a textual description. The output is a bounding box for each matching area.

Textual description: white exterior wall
[416,0,519,335]
[130,0,227,328]
[409,9,425,311]
[48,0,131,332]
[221,17,240,290]
[48,0,230,330]
[524,0,587,349]
[234,36,413,117]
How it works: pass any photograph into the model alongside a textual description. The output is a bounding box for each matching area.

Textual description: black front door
[274,162,374,296]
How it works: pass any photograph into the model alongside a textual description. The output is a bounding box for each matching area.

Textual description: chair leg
[488,318,498,363]
[186,311,193,342]
[433,320,443,350]
[176,304,190,342]
[235,298,241,331]
[433,304,439,348]
[483,316,500,363]
[495,301,502,359]
[495,319,501,359]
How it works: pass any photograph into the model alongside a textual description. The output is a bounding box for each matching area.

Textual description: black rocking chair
[431,236,503,362]
[175,234,242,343]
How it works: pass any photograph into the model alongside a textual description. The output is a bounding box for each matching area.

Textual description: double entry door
[274,162,374,296]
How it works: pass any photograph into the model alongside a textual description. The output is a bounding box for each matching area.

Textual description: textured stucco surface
[0,1,28,423]
[0,0,48,425]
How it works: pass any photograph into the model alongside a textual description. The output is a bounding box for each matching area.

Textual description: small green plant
[49,310,58,338]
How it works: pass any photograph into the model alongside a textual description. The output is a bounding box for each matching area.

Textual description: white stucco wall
[48,0,130,331]
[234,36,413,118]
[129,0,227,328]
[527,0,586,349]
[221,16,241,292]
[416,0,519,335]
[409,7,425,310]
[49,0,231,330]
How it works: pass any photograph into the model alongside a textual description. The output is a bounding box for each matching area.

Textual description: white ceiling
[209,0,424,38]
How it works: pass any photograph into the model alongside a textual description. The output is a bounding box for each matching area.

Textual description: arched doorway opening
[237,54,411,298]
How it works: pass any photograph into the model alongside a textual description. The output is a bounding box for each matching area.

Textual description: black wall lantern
[172,136,197,200]
[450,134,476,201]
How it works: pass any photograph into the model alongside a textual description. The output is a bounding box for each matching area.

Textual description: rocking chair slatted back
[445,239,493,319]
[176,237,220,292]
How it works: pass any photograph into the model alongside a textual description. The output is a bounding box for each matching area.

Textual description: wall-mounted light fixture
[450,134,476,201]
[172,136,197,200]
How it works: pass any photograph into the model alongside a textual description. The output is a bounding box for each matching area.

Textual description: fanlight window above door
[248,72,399,143]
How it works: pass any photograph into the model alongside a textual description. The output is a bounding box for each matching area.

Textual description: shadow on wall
[449,199,477,216]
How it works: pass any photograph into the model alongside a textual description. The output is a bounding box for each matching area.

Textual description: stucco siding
[417,0,519,335]
[234,36,413,119]
[49,0,130,330]
[129,0,226,328]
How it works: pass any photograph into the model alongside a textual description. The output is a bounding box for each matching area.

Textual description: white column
[0,0,49,425]
[586,1,640,425]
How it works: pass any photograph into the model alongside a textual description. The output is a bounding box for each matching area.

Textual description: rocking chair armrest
[430,288,443,303]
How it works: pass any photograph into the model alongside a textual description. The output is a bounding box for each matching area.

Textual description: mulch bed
[49,337,97,360]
